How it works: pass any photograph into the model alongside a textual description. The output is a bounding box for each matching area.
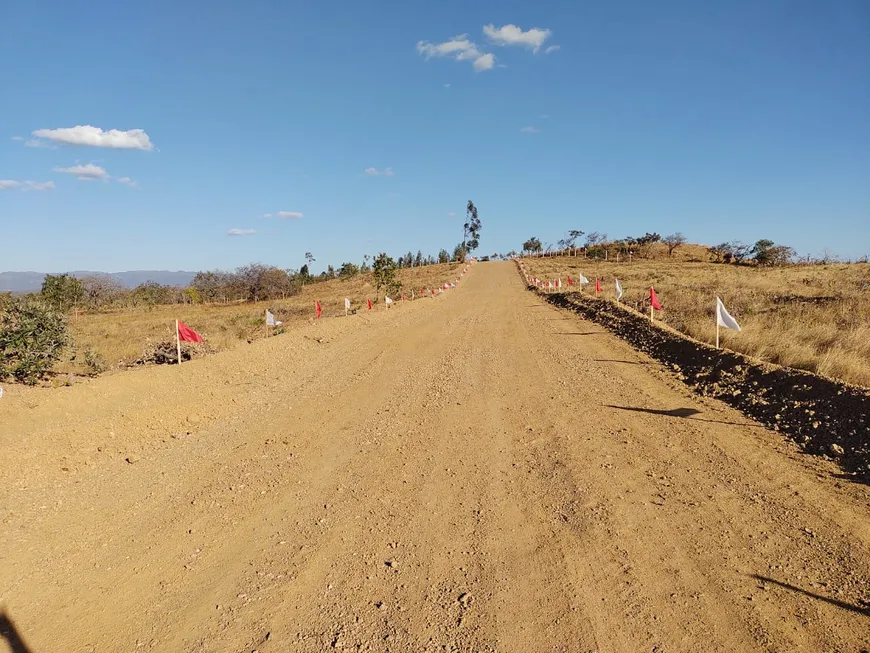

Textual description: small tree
[522,237,543,254]
[40,273,85,312]
[584,232,607,248]
[753,241,794,267]
[708,243,732,263]
[453,243,468,262]
[730,241,751,263]
[131,281,174,307]
[663,232,687,257]
[0,297,69,385]
[751,239,775,265]
[415,250,424,267]
[80,275,124,309]
[559,230,584,250]
[372,253,400,299]
[437,249,450,264]
[338,262,360,278]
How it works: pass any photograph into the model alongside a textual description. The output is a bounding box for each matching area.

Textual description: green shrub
[0,297,69,384]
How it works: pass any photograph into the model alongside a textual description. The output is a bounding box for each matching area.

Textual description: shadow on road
[0,611,34,653]
[751,575,870,617]
[592,358,651,365]
[605,404,762,428]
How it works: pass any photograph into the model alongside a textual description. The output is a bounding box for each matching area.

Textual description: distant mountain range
[0,270,198,293]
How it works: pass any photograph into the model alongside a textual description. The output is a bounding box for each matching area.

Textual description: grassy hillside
[523,256,870,388]
[59,263,464,376]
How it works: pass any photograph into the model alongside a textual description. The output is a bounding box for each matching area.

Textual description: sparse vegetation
[49,262,462,377]
[523,254,870,387]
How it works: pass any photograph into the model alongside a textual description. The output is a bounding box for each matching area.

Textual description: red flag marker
[367,298,373,310]
[649,287,662,310]
[567,275,574,286]
[595,279,602,293]
[175,319,202,365]
[315,301,322,319]
[177,320,203,343]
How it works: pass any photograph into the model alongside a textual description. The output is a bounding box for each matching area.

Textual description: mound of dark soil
[539,288,870,481]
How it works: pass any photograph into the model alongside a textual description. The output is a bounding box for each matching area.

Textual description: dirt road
[2,262,869,652]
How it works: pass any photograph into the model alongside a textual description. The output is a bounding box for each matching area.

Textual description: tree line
[520,230,800,267]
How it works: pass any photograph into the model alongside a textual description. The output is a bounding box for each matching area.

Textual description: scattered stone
[458,592,472,606]
[125,455,138,464]
[829,443,845,457]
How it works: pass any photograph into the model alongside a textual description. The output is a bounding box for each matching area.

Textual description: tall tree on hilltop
[463,201,482,253]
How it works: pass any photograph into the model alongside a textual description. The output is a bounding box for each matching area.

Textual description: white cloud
[364,167,395,177]
[262,213,273,218]
[520,126,540,133]
[448,211,456,217]
[473,53,495,72]
[117,176,139,188]
[444,83,451,88]
[417,34,476,59]
[31,125,154,150]
[54,163,110,181]
[277,211,303,219]
[23,180,54,191]
[227,228,255,236]
[416,35,496,72]
[483,24,552,52]
[10,136,24,142]
[544,45,560,54]
[0,179,54,191]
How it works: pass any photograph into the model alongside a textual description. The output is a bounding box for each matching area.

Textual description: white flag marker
[615,278,623,301]
[715,297,741,348]
[344,297,351,316]
[579,274,590,285]
[385,296,393,307]
[265,309,282,327]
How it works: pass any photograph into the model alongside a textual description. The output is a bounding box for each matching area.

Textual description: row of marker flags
[517,261,741,349]
[173,261,475,364]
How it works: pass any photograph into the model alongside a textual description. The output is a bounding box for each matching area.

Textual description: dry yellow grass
[61,263,464,374]
[523,255,870,388]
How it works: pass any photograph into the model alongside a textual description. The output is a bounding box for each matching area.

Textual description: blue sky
[2,0,868,273]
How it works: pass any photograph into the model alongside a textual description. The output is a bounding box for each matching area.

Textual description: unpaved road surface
[2,262,869,652]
